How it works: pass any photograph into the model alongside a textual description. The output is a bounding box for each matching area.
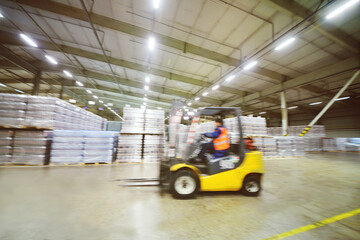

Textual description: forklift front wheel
[242,175,261,196]
[171,169,199,199]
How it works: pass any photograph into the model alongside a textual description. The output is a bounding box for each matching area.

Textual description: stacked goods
[83,131,118,163]
[322,138,337,151]
[176,124,189,157]
[274,137,305,157]
[241,116,267,136]
[275,137,293,157]
[145,109,165,134]
[116,134,143,163]
[335,138,360,151]
[121,107,145,133]
[143,135,166,163]
[0,94,27,127]
[197,121,216,134]
[0,130,13,164]
[267,125,326,137]
[224,118,240,144]
[304,137,322,152]
[50,130,118,164]
[0,130,50,165]
[0,94,105,130]
[252,137,278,157]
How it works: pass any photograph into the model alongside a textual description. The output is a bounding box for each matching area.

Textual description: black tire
[241,175,261,196]
[171,169,199,199]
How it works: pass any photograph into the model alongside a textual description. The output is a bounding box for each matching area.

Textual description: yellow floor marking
[262,208,360,240]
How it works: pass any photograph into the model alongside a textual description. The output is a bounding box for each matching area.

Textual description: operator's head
[215,118,223,127]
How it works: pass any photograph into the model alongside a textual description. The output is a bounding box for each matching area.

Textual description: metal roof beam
[0,59,222,105]
[260,0,359,53]
[13,0,291,82]
[223,56,360,106]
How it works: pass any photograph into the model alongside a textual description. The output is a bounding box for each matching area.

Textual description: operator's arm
[204,128,221,138]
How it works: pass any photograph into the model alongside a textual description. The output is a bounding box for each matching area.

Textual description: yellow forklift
[122,107,265,199]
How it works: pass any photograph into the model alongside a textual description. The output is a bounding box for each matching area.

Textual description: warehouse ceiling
[0,0,359,120]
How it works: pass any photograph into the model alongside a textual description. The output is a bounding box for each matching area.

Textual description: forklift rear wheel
[171,169,199,199]
[242,176,261,196]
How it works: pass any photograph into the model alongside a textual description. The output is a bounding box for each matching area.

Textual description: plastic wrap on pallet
[143,135,165,163]
[304,137,322,152]
[0,94,106,130]
[50,130,118,164]
[322,138,337,151]
[267,125,326,137]
[116,134,143,163]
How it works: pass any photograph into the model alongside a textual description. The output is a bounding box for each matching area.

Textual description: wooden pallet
[0,125,53,130]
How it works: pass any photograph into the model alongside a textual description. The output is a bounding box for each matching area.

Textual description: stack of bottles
[121,107,145,133]
[143,135,166,163]
[322,138,337,151]
[241,116,267,136]
[0,94,106,130]
[107,121,122,131]
[144,109,165,134]
[50,130,118,164]
[116,134,143,163]
[267,125,326,137]
[304,137,322,152]
[252,137,278,157]
[274,136,305,157]
[0,129,49,165]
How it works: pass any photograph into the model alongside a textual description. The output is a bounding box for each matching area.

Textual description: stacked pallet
[121,107,145,133]
[143,135,166,163]
[0,129,50,165]
[116,135,143,163]
[0,94,105,130]
[274,136,305,157]
[252,136,277,157]
[145,109,165,134]
[50,130,118,165]
[304,137,322,152]
[322,138,337,151]
[267,125,326,137]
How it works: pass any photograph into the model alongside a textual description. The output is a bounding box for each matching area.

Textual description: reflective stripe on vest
[213,127,230,151]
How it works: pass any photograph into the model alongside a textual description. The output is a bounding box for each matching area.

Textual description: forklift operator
[198,119,230,162]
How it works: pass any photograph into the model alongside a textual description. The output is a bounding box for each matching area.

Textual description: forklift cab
[184,107,245,175]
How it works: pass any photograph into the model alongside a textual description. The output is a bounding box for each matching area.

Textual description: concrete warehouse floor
[0,152,359,240]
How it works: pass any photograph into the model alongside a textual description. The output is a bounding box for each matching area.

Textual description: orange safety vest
[213,127,230,151]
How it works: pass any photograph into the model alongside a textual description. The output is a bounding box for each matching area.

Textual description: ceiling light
[188,111,195,116]
[0,13,4,18]
[335,96,350,101]
[202,92,208,96]
[93,95,98,99]
[243,61,258,70]
[145,94,147,97]
[15,89,24,94]
[309,101,322,105]
[157,107,162,110]
[259,112,266,115]
[108,103,113,106]
[288,106,298,109]
[0,83,7,87]
[104,104,107,107]
[325,0,359,19]
[19,33,38,47]
[187,102,192,106]
[144,85,149,90]
[195,97,200,101]
[145,76,150,83]
[225,75,235,82]
[76,81,83,86]
[99,107,104,111]
[143,102,147,106]
[45,55,58,65]
[275,37,296,51]
[63,70,73,78]
[183,116,189,120]
[69,99,76,103]
[184,108,189,112]
[148,37,156,51]
[144,97,148,101]
[153,0,160,9]
[88,101,95,105]
[86,89,92,94]
[212,85,219,90]
[99,100,103,103]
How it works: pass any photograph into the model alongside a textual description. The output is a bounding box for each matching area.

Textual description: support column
[59,84,64,99]
[280,91,288,136]
[31,71,41,95]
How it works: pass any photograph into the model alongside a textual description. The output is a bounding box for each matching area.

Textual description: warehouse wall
[267,107,360,137]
